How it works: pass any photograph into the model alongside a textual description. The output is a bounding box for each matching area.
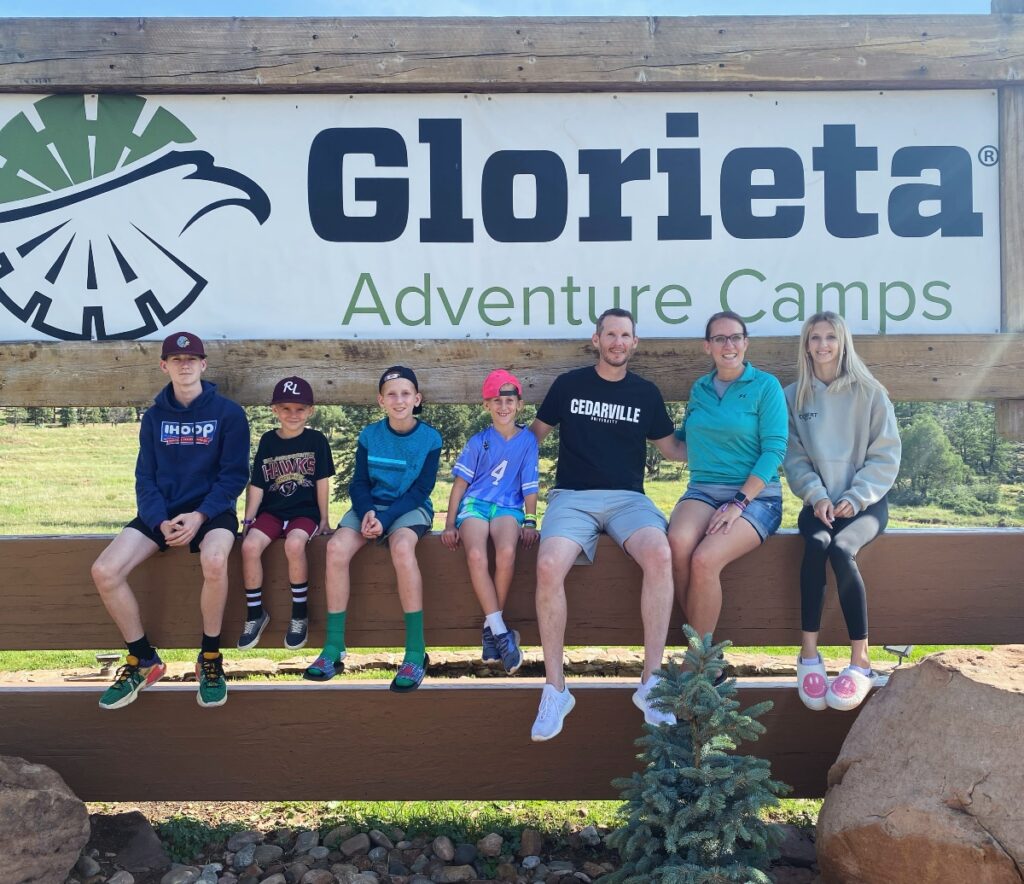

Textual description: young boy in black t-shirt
[238,376,335,651]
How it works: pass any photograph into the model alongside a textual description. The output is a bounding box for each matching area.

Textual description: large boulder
[0,755,90,884]
[817,647,1024,884]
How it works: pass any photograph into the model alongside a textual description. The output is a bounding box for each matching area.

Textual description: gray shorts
[339,506,432,544]
[540,488,667,563]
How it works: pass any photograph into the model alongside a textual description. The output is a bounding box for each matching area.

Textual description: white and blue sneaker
[494,629,523,675]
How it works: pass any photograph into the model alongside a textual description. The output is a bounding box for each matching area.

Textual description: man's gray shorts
[540,488,667,563]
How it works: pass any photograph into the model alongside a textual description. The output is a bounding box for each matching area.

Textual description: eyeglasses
[708,334,747,346]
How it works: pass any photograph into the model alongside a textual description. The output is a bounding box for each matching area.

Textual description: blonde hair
[795,312,885,410]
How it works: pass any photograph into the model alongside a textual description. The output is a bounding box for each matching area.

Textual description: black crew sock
[201,633,221,655]
[127,635,156,662]
[291,582,308,619]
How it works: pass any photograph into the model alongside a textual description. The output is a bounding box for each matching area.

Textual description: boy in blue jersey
[441,370,540,674]
[305,366,442,692]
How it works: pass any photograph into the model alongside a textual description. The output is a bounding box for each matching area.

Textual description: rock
[308,846,330,861]
[495,862,518,881]
[341,832,371,857]
[324,825,355,848]
[434,865,475,882]
[452,843,477,865]
[232,844,257,870]
[261,875,287,884]
[369,829,394,850]
[299,871,335,884]
[108,872,136,884]
[90,811,170,873]
[293,831,319,855]
[578,826,601,848]
[432,835,456,861]
[160,867,200,884]
[519,829,543,858]
[286,862,309,883]
[818,647,1024,884]
[548,860,576,872]
[477,833,503,858]
[368,846,388,862]
[775,824,817,868]
[521,856,542,870]
[227,831,263,852]
[254,844,285,866]
[770,869,816,884]
[582,862,605,878]
[76,854,102,877]
[0,755,90,884]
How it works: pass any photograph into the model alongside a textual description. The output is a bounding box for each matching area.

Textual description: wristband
[242,518,255,526]
[728,499,747,512]
[523,517,538,527]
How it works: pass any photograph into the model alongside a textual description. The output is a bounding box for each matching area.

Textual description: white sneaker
[530,683,576,742]
[632,674,676,726]
[796,654,829,711]
[826,666,875,711]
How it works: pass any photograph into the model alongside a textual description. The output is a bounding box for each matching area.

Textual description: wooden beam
[998,86,1024,437]
[0,680,861,799]
[2,335,1022,406]
[1,17,1023,93]
[1,530,1020,651]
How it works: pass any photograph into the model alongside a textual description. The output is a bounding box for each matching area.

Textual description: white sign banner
[0,90,1000,342]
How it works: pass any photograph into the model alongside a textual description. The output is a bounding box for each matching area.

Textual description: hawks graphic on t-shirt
[261,452,317,497]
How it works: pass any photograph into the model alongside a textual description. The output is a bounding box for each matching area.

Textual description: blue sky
[0,1,992,15]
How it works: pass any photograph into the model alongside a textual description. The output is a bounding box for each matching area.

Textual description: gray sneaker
[237,610,270,650]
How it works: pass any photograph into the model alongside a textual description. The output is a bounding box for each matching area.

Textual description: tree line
[4,400,1022,516]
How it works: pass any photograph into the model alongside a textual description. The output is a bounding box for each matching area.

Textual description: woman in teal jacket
[669,311,788,643]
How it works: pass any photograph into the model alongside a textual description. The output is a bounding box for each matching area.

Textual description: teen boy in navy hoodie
[91,331,250,710]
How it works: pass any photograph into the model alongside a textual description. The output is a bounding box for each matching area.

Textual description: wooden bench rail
[4,336,1024,407]
[2,529,1021,651]
[0,680,864,800]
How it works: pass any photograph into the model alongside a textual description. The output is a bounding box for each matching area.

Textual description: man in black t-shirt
[528,308,686,741]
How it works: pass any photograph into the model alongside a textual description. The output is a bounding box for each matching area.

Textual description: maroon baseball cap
[271,376,315,406]
[161,331,206,359]
[482,369,522,399]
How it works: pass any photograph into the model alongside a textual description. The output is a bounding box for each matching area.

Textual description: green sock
[402,610,425,664]
[321,611,347,664]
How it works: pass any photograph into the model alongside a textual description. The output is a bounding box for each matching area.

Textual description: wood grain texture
[0,680,860,799]
[2,530,1021,651]
[1,17,1023,93]
[2,335,1022,406]
[998,87,1024,438]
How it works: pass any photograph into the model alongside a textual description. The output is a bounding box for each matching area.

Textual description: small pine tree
[604,627,791,884]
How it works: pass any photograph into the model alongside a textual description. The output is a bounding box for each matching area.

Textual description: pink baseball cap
[482,369,522,399]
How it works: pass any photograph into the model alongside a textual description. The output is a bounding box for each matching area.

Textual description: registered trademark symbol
[978,145,999,166]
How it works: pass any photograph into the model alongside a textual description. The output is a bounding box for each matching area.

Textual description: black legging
[798,496,888,640]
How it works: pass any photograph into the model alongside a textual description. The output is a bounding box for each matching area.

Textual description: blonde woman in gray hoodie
[783,312,901,712]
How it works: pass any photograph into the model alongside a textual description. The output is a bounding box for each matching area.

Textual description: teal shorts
[455,496,525,528]
[338,506,432,544]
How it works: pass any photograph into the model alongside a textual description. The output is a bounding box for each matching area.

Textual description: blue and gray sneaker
[284,617,308,651]
[236,609,270,650]
[481,626,500,663]
[494,629,523,675]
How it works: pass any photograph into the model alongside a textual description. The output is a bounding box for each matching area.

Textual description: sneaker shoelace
[199,657,223,683]
[241,618,262,637]
[537,692,562,724]
[288,618,305,633]
[112,662,140,686]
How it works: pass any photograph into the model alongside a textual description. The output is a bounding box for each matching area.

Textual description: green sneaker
[195,653,227,708]
[98,655,166,710]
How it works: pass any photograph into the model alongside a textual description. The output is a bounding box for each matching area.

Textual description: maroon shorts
[249,513,319,541]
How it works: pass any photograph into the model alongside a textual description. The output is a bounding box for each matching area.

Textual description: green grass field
[2,422,1021,534]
